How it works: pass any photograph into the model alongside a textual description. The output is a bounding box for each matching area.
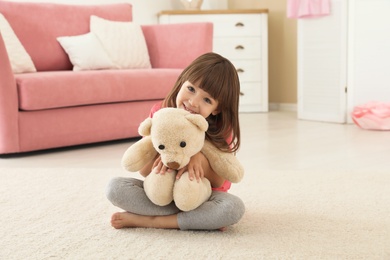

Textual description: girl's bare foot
[110,212,179,229]
[219,227,227,232]
[111,212,139,229]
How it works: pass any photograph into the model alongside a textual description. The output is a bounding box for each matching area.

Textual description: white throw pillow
[90,15,151,69]
[0,13,36,74]
[57,32,115,71]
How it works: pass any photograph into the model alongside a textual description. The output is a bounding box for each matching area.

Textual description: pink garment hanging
[287,0,331,19]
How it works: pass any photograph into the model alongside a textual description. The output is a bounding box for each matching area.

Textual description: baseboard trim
[269,103,297,112]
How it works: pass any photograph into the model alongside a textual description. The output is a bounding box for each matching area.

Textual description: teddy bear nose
[167,162,180,170]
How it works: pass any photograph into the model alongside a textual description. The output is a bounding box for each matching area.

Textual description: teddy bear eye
[158,144,165,150]
[180,141,186,148]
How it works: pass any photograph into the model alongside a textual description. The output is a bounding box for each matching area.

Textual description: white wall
[7,0,229,24]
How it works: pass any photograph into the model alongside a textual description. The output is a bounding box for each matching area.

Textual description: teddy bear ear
[138,118,152,136]
[185,114,209,132]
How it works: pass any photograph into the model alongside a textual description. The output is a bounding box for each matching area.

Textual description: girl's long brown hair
[162,52,241,153]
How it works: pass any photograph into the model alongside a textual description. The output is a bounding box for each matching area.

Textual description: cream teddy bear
[121,107,244,211]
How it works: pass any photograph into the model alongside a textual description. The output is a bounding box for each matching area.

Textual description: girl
[106,52,245,231]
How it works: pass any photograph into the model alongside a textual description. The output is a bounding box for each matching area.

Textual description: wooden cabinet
[159,10,269,112]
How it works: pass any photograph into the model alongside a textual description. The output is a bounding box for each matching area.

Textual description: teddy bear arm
[201,141,244,183]
[121,136,158,172]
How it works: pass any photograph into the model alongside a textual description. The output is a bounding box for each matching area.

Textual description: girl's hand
[152,156,171,175]
[176,152,205,182]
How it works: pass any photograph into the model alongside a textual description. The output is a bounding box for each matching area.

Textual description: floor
[1,111,390,172]
[2,111,389,260]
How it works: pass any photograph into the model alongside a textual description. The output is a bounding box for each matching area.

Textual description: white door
[297,0,348,123]
[347,0,390,123]
[298,0,390,123]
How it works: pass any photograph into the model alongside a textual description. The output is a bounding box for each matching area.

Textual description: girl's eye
[204,98,212,104]
[187,86,195,92]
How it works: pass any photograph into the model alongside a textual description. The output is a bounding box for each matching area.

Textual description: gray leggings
[106,177,245,230]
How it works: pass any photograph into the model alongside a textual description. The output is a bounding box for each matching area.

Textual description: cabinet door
[347,0,390,123]
[297,0,348,123]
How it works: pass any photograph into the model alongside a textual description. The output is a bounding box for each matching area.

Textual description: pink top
[287,0,330,19]
[149,102,232,192]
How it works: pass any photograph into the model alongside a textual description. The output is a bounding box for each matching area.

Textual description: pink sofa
[0,2,213,154]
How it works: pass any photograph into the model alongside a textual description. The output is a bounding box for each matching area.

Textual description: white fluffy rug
[1,168,389,259]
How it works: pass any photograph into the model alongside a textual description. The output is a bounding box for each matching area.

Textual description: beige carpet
[0,167,389,260]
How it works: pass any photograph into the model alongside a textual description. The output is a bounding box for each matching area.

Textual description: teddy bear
[121,107,244,211]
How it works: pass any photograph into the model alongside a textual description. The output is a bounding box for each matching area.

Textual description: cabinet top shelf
[158,9,269,16]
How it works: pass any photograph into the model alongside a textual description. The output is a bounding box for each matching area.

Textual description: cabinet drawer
[239,82,262,105]
[233,59,262,82]
[166,14,262,37]
[214,37,261,59]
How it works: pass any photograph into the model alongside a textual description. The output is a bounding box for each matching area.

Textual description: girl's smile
[176,80,219,118]
[182,103,196,114]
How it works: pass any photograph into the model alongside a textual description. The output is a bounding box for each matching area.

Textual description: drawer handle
[240,91,244,96]
[235,22,244,27]
[235,45,244,50]
[236,68,244,73]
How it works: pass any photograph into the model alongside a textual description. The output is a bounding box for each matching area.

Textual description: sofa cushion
[0,2,133,71]
[90,16,151,69]
[57,32,115,71]
[16,69,182,111]
[0,13,36,74]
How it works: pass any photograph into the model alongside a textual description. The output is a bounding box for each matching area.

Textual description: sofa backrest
[0,2,132,71]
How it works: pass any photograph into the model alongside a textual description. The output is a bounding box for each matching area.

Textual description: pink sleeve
[149,102,162,118]
[226,133,233,148]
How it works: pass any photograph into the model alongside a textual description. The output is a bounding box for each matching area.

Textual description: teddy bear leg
[144,167,176,206]
[173,172,212,211]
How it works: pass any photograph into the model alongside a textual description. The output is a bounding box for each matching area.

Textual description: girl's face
[176,80,219,118]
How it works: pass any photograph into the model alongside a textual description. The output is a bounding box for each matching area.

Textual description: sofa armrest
[0,32,19,154]
[142,22,213,69]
